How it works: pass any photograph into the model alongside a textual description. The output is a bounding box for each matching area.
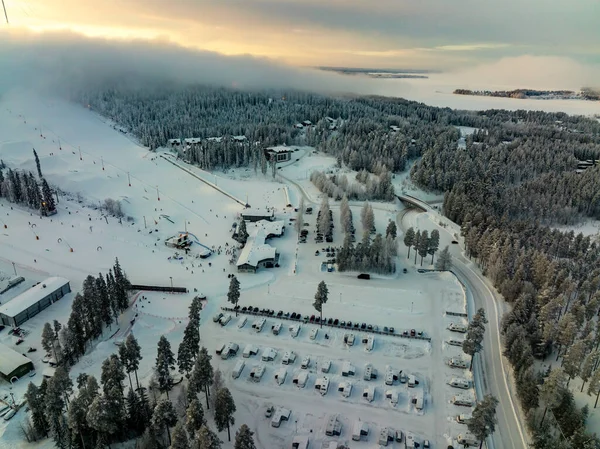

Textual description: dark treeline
[0,162,57,215]
[25,278,253,449]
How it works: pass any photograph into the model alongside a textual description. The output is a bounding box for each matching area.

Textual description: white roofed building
[0,277,71,327]
[264,146,293,163]
[0,343,34,380]
[236,220,284,273]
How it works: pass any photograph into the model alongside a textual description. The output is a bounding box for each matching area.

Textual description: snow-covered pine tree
[41,178,56,213]
[33,148,43,178]
[185,398,205,436]
[155,336,175,399]
[227,275,241,316]
[234,424,256,449]
[214,387,236,441]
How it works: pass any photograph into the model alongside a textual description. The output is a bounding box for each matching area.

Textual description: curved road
[397,197,527,449]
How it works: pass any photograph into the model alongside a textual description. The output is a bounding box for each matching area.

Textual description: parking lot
[207,268,475,448]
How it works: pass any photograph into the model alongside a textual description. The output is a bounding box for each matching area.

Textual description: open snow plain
[0,91,473,448]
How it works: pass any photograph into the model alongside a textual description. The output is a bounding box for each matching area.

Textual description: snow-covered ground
[0,90,470,449]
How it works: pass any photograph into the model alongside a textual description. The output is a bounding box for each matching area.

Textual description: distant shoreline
[318,66,431,79]
[453,88,600,102]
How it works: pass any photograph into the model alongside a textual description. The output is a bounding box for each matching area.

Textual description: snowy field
[0,91,471,449]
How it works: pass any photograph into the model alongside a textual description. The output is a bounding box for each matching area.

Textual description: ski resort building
[0,343,34,380]
[240,208,275,222]
[0,277,71,327]
[236,220,284,273]
[264,146,293,163]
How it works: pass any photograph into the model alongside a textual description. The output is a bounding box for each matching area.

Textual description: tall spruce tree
[403,227,415,258]
[189,347,214,409]
[418,230,429,266]
[467,395,499,449]
[169,421,189,449]
[313,281,329,329]
[214,387,236,442]
[124,334,143,391]
[227,275,241,316]
[33,148,43,178]
[41,178,56,212]
[185,398,205,436]
[151,399,177,446]
[234,424,256,449]
[428,229,440,264]
[463,308,488,371]
[435,246,453,271]
[195,425,222,449]
[178,318,200,377]
[155,336,176,399]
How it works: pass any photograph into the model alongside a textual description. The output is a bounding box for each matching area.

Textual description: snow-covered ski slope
[0,90,472,449]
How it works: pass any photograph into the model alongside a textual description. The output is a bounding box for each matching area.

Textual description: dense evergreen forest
[70,82,600,448]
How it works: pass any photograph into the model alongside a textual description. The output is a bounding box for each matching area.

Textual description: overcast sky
[4,0,599,69]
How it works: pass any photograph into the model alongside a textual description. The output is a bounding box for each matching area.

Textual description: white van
[237,316,247,328]
[309,328,318,340]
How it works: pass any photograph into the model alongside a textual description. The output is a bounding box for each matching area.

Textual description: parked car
[410,329,416,337]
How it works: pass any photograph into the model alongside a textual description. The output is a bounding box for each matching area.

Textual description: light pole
[411,301,414,313]
[12,262,17,276]
[169,277,173,290]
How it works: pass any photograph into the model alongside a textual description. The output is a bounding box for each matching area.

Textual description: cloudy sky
[4,0,599,69]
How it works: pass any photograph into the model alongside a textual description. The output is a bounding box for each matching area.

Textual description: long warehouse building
[0,277,71,327]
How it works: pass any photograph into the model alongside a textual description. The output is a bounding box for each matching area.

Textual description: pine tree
[25,382,49,437]
[41,178,56,213]
[403,227,415,258]
[562,340,586,386]
[385,221,397,239]
[189,347,214,409]
[68,374,99,448]
[313,281,328,328]
[189,296,203,322]
[151,399,177,446]
[580,350,599,392]
[463,308,488,371]
[418,230,429,266]
[237,220,248,244]
[587,368,600,408]
[42,322,59,362]
[156,336,175,399]
[360,201,374,236]
[540,368,567,423]
[413,230,421,264]
[100,354,126,397]
[227,275,241,316]
[33,148,43,178]
[318,196,331,237]
[178,318,200,377]
[435,246,452,270]
[170,421,190,449]
[95,274,113,330]
[194,425,222,449]
[125,333,143,391]
[234,424,256,449]
[295,198,304,234]
[45,375,69,449]
[467,395,499,449]
[186,398,205,436]
[214,388,236,441]
[428,229,440,264]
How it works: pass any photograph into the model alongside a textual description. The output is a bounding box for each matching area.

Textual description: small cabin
[385,390,399,405]
[364,364,377,381]
[301,356,311,369]
[321,360,331,373]
[378,427,393,446]
[363,386,375,402]
[272,322,282,335]
[271,407,291,428]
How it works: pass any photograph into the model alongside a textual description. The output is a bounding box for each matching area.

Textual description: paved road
[396,197,527,449]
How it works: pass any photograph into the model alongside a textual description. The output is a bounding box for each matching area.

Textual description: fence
[220,306,432,341]
[129,284,187,293]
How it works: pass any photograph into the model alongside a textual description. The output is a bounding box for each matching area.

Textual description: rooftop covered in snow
[0,277,70,319]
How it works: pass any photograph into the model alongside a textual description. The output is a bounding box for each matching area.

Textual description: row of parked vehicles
[227,306,413,335]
